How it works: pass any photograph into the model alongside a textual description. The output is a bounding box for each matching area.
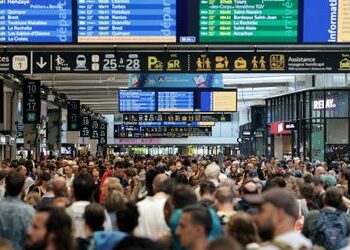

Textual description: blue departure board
[158,91,194,112]
[0,0,73,43]
[77,0,176,43]
[200,90,237,112]
[118,90,156,112]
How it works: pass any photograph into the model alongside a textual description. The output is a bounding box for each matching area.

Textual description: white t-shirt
[134,193,169,240]
[67,201,112,238]
[259,231,313,250]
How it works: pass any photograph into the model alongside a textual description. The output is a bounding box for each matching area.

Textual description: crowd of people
[0,154,350,250]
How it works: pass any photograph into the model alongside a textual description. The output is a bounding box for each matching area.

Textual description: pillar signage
[80,115,91,138]
[23,80,41,124]
[98,121,107,145]
[67,100,80,131]
[90,118,100,140]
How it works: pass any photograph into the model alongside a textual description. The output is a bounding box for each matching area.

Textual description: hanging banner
[67,100,80,131]
[128,74,224,88]
[23,80,41,124]
[80,114,91,138]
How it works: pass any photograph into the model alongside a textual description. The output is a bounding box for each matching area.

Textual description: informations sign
[199,0,298,43]
[77,0,176,43]
[200,91,237,112]
[304,0,350,43]
[0,0,73,43]
[0,51,348,74]
[119,90,156,112]
[158,91,194,112]
[23,80,41,124]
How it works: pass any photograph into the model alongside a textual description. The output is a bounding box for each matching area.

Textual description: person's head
[311,176,325,195]
[245,188,299,241]
[199,180,216,199]
[152,173,169,194]
[114,236,165,250]
[315,166,326,177]
[52,177,68,198]
[206,236,243,250]
[205,163,220,181]
[214,186,234,207]
[226,212,260,246]
[240,181,258,195]
[145,169,161,196]
[72,172,95,201]
[101,177,123,199]
[171,184,198,210]
[16,165,27,177]
[25,205,73,250]
[38,172,51,185]
[83,203,105,233]
[324,187,343,209]
[5,171,25,197]
[64,164,73,177]
[176,205,212,248]
[116,202,139,234]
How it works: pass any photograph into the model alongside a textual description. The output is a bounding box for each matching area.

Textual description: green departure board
[199,0,298,43]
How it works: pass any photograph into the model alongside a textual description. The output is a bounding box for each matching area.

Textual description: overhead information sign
[118,90,156,112]
[0,0,73,43]
[199,0,298,43]
[158,91,194,112]
[1,51,349,74]
[77,0,176,43]
[123,113,232,122]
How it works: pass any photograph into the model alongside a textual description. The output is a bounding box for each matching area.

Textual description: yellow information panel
[338,0,350,42]
[212,91,237,112]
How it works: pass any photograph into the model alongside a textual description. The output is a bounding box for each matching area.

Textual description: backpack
[314,209,348,250]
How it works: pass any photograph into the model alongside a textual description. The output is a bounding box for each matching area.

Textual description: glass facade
[266,88,350,162]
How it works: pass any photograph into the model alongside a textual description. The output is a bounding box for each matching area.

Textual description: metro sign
[313,99,337,110]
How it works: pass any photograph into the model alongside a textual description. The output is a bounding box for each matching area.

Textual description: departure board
[0,0,73,43]
[200,91,237,112]
[77,0,176,43]
[118,90,156,112]
[199,0,298,43]
[158,91,194,112]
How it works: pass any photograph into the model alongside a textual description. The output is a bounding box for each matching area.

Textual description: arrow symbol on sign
[36,57,47,69]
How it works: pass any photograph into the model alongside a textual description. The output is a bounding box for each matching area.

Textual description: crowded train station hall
[1,0,350,249]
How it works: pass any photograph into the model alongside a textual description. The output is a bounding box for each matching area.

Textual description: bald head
[53,177,68,197]
[215,186,234,204]
[242,181,258,195]
[152,173,169,194]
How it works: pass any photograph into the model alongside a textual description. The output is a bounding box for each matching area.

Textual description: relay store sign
[269,122,292,135]
[313,99,337,110]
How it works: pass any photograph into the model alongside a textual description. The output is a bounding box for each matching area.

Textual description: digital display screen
[198,0,298,43]
[200,90,237,112]
[0,0,73,43]
[303,0,350,43]
[119,90,156,112]
[158,91,194,112]
[77,0,176,43]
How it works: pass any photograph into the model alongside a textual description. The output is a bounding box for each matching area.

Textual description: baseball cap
[320,175,337,187]
[244,188,299,220]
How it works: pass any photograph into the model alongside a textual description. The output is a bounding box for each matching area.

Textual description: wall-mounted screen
[0,0,73,43]
[118,90,156,112]
[77,0,176,43]
[158,91,194,112]
[200,90,237,112]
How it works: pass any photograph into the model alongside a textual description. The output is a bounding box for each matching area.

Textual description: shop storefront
[266,88,350,163]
